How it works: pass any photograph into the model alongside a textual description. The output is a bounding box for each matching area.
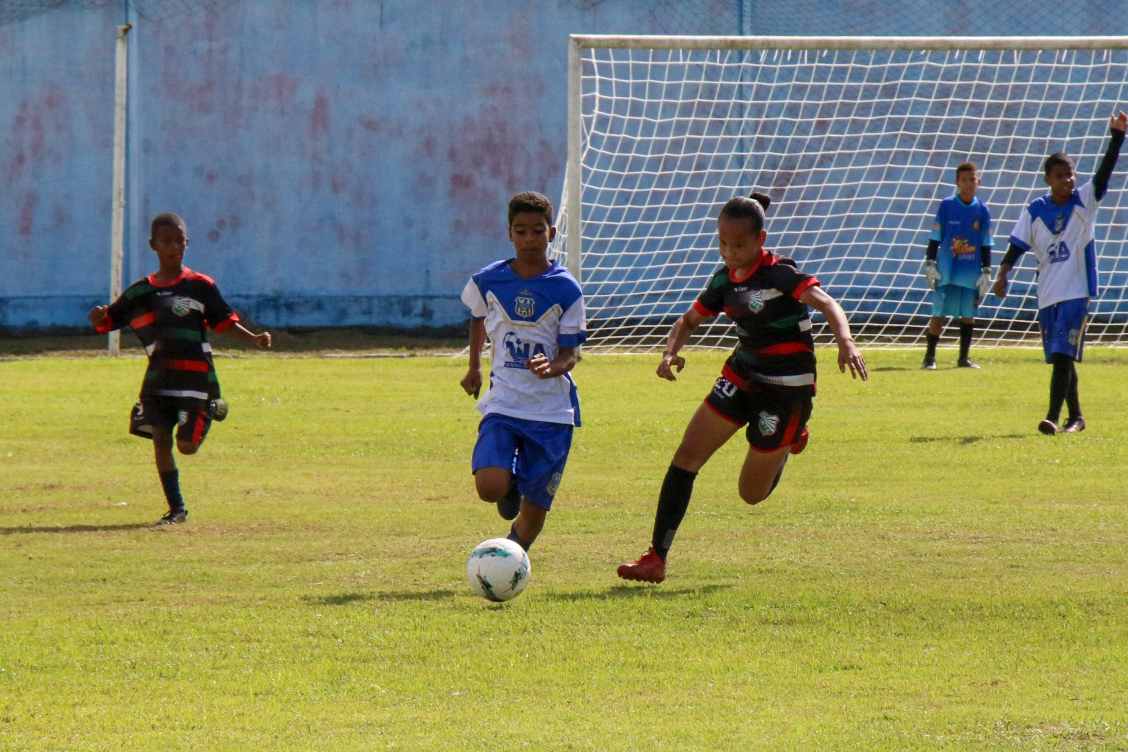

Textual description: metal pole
[109,24,131,356]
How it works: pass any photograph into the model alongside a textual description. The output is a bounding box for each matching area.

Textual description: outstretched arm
[799,285,867,380]
[223,321,272,349]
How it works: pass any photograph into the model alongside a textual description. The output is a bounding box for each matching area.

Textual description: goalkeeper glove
[976,266,992,297]
[924,260,941,290]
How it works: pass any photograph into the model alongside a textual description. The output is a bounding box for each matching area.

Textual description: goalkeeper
[921,161,995,370]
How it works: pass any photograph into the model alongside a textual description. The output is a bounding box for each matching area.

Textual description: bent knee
[739,486,770,505]
[177,441,200,455]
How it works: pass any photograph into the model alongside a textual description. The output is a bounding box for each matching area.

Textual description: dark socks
[1065,362,1082,420]
[159,469,184,511]
[1047,354,1076,423]
[507,524,530,552]
[958,323,973,361]
[651,464,698,560]
[925,333,939,360]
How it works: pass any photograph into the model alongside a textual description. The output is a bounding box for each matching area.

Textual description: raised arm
[1093,111,1128,201]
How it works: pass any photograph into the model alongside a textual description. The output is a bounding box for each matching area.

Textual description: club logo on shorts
[746,290,765,313]
[177,410,189,425]
[514,294,536,319]
[757,411,780,436]
[1069,328,1080,346]
[171,296,192,317]
[546,472,562,496]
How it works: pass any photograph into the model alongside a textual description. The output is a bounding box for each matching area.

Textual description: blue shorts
[1038,298,1089,363]
[472,413,574,510]
[931,284,978,319]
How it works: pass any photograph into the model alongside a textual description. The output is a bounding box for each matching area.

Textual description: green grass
[2,347,1127,750]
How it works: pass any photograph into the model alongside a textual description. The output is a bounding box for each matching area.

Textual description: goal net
[553,36,1128,351]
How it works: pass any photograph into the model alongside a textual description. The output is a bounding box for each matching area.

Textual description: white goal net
[553,36,1128,351]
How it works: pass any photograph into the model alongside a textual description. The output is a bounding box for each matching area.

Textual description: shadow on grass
[305,590,459,606]
[0,523,153,535]
[910,433,1027,445]
[546,583,732,601]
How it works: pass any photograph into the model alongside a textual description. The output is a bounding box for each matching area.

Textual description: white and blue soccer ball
[466,538,530,602]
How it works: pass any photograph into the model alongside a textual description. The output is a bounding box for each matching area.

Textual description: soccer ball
[466,538,530,602]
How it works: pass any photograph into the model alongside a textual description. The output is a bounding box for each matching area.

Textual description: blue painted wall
[2,0,1125,330]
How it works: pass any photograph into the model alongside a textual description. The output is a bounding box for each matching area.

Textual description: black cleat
[210,399,228,422]
[956,358,980,369]
[155,508,188,525]
[497,483,521,521]
[921,358,937,370]
[1037,419,1058,436]
[1062,417,1086,434]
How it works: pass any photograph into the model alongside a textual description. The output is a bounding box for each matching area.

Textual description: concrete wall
[2,0,1124,330]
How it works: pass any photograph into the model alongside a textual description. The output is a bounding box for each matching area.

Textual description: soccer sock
[1047,354,1073,423]
[507,524,530,552]
[925,333,939,360]
[958,323,973,361]
[1065,361,1082,419]
[158,469,184,511]
[651,464,698,560]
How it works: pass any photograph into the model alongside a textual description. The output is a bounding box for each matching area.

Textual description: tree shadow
[909,433,1027,446]
[0,523,153,535]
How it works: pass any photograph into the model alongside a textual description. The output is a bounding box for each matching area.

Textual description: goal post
[556,35,1128,351]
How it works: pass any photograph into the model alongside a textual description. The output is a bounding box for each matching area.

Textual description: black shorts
[704,376,812,453]
[130,396,214,446]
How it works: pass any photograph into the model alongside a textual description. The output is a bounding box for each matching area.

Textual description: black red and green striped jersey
[94,268,239,400]
[693,251,821,393]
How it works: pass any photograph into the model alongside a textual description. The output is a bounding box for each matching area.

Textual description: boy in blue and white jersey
[460,191,587,551]
[922,162,994,369]
[995,111,1127,435]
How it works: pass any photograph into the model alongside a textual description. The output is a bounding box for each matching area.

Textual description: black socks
[1048,353,1081,423]
[958,322,974,361]
[159,469,184,511]
[651,464,698,560]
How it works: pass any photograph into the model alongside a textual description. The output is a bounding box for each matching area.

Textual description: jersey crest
[171,296,193,317]
[746,290,765,313]
[514,294,536,319]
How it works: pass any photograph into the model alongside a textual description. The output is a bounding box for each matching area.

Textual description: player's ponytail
[719,192,770,233]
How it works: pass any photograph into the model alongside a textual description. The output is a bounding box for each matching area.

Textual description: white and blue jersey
[461,259,587,426]
[929,195,993,289]
[1008,181,1100,310]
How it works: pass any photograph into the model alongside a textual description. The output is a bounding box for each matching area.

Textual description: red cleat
[617,547,666,583]
[790,427,809,455]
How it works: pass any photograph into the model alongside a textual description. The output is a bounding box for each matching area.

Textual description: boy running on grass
[460,191,587,552]
[89,212,271,524]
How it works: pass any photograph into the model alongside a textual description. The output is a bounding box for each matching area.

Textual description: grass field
[2,346,1128,751]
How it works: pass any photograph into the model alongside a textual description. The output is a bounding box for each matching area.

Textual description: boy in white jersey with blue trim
[922,162,994,369]
[460,191,587,551]
[995,111,1127,435]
